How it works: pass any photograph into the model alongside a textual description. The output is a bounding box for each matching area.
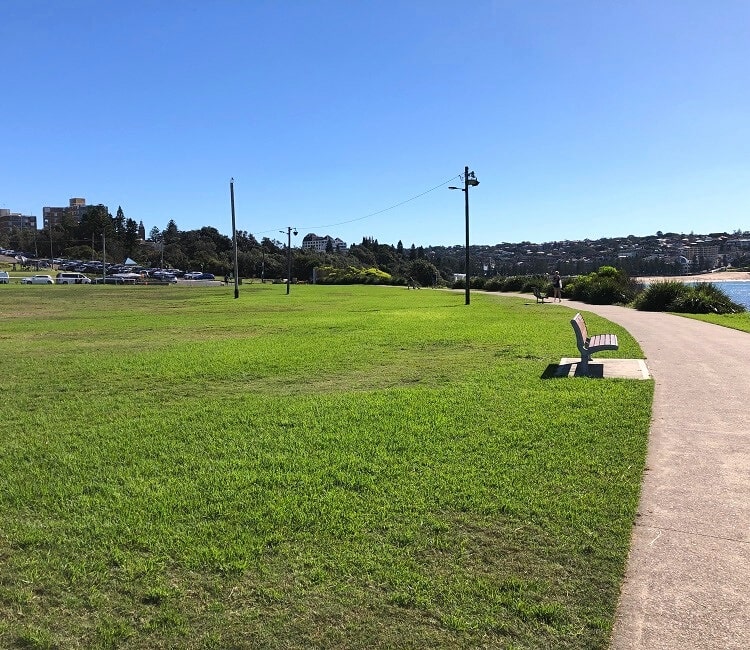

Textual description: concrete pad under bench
[557,357,651,379]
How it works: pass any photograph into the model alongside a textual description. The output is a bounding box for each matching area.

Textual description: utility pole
[230,178,239,299]
[449,166,480,305]
[48,217,53,270]
[281,226,298,295]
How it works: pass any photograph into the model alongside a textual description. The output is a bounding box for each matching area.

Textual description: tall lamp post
[449,166,480,305]
[280,226,298,294]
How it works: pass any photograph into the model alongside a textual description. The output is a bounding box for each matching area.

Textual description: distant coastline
[635,271,750,283]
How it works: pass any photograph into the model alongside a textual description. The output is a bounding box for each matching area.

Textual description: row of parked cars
[56,262,215,282]
[8,270,218,285]
[1,251,220,285]
[16,272,91,284]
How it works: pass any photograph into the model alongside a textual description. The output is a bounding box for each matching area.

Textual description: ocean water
[690,281,750,310]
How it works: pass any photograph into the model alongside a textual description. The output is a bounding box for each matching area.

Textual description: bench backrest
[571,313,589,350]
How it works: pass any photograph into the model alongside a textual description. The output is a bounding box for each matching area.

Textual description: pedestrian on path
[552,271,563,302]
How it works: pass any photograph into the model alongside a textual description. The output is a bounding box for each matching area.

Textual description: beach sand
[636,271,750,283]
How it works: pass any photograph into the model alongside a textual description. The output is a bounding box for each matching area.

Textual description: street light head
[293,229,298,236]
[468,178,480,187]
[448,186,460,190]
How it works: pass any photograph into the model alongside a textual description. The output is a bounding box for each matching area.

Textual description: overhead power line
[253,173,462,237]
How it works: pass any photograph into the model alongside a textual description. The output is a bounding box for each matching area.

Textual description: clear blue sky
[3,1,749,247]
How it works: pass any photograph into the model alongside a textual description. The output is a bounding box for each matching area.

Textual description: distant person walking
[552,271,563,302]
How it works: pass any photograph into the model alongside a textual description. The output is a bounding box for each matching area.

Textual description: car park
[21,274,54,284]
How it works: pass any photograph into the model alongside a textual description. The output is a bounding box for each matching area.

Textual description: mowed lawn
[0,284,653,649]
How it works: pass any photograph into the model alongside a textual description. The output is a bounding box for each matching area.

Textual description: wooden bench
[570,312,619,374]
[532,287,547,303]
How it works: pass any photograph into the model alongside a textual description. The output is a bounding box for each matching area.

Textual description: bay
[689,281,750,310]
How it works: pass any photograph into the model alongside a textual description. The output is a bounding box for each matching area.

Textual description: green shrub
[483,277,504,292]
[565,276,591,301]
[586,277,630,304]
[634,281,745,314]
[566,267,637,305]
[632,281,686,311]
[500,276,527,291]
[520,276,549,295]
[315,265,392,285]
[593,265,620,279]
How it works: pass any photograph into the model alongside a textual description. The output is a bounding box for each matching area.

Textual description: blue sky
[2,1,749,247]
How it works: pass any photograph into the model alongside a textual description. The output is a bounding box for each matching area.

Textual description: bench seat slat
[588,333,618,351]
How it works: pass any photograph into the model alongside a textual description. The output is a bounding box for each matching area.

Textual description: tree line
[4,206,746,283]
[0,207,448,285]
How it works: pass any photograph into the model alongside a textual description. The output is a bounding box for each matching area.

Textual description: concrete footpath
[561,300,750,649]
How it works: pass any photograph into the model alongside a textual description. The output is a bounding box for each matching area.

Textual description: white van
[56,272,91,284]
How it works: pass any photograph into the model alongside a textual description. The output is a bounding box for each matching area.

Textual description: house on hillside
[301,233,347,253]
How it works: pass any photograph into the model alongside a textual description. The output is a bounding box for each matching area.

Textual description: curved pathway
[562,301,750,649]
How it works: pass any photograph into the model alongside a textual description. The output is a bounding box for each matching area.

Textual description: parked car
[152,271,177,282]
[21,274,54,285]
[196,273,215,280]
[93,276,126,284]
[0,271,9,284]
[56,272,91,284]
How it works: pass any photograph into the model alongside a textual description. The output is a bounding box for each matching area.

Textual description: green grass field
[0,284,652,649]
[679,311,750,333]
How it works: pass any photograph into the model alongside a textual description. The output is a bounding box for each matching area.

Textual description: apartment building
[0,209,37,231]
[42,197,104,229]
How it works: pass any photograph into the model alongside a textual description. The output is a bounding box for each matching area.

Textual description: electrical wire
[253,173,462,237]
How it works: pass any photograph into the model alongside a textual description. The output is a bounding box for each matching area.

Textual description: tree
[164,220,179,244]
[78,205,113,244]
[407,259,440,287]
[124,219,139,256]
[235,230,259,251]
[114,206,126,235]
[348,244,377,266]
[261,237,281,254]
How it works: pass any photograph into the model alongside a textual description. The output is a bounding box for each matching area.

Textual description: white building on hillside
[301,233,347,252]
